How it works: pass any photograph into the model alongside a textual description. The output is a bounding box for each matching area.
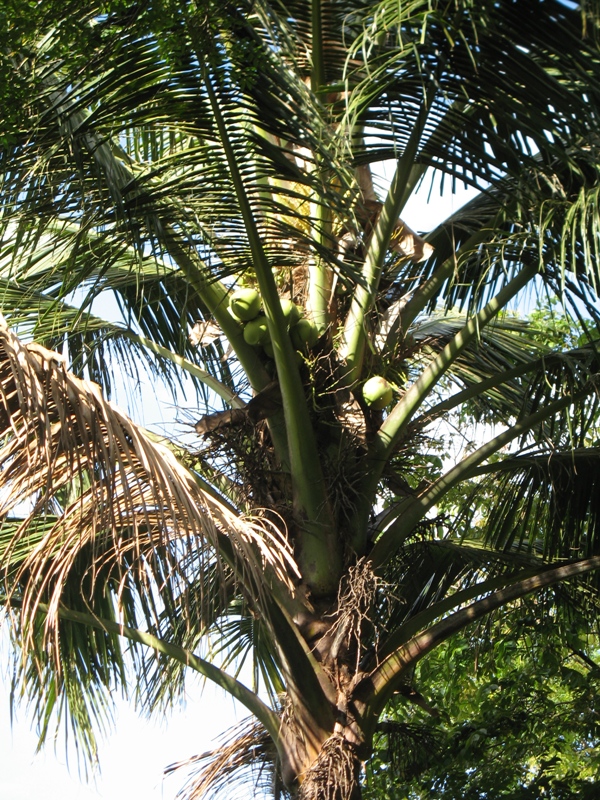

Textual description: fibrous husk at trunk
[297,733,361,800]
[328,559,378,668]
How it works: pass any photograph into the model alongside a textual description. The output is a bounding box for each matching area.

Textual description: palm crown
[2,0,600,797]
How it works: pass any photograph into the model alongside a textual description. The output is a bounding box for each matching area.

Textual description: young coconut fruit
[230,288,261,321]
[243,315,270,346]
[290,318,319,349]
[363,376,393,410]
[280,298,301,327]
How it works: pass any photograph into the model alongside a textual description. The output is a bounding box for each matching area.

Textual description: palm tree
[2,0,600,796]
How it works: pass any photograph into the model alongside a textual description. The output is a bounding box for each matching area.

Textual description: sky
[0,168,480,800]
[0,661,244,800]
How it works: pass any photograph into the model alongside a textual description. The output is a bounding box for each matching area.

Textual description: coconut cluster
[230,288,392,409]
[229,288,319,358]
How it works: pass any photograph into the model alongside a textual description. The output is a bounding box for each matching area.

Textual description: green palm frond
[419,342,600,429]
[351,1,600,325]
[350,1,600,184]
[375,539,539,649]
[3,3,352,257]
[471,449,600,561]
[363,553,600,726]
[208,605,286,701]
[0,275,240,406]
[371,373,600,566]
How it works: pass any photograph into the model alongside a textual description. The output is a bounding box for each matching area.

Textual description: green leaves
[365,604,600,799]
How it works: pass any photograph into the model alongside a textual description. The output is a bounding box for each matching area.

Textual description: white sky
[0,662,244,800]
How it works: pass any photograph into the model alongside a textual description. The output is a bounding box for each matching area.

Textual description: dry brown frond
[0,322,298,650]
[165,716,282,800]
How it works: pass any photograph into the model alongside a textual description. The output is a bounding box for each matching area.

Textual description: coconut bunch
[229,288,320,359]
[230,287,394,410]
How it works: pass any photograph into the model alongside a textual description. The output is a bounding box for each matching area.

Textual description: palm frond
[471,449,600,562]
[417,341,600,434]
[343,0,600,328]
[207,605,285,702]
[6,588,126,774]
[350,1,600,185]
[375,539,537,648]
[165,715,282,800]
[2,2,353,272]
[0,320,298,645]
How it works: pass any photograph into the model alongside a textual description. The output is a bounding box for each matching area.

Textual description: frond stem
[351,262,538,551]
[200,68,340,592]
[311,0,325,93]
[341,87,435,383]
[370,383,593,566]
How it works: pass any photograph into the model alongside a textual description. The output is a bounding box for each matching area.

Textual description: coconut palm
[2,0,600,797]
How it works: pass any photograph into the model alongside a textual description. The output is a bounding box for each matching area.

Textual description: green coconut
[243,315,270,346]
[362,376,393,410]
[230,288,261,321]
[280,298,301,327]
[290,318,319,349]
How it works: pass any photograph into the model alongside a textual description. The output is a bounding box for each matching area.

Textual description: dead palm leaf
[0,319,298,663]
[165,716,280,800]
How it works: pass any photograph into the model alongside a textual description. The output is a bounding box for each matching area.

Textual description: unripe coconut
[280,298,301,327]
[290,318,319,349]
[243,315,270,346]
[230,288,261,321]
[363,376,393,410]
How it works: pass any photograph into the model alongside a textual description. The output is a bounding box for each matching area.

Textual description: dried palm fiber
[165,716,281,800]
[0,320,298,657]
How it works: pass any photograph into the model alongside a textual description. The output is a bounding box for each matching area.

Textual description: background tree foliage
[365,591,600,799]
[2,1,600,798]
